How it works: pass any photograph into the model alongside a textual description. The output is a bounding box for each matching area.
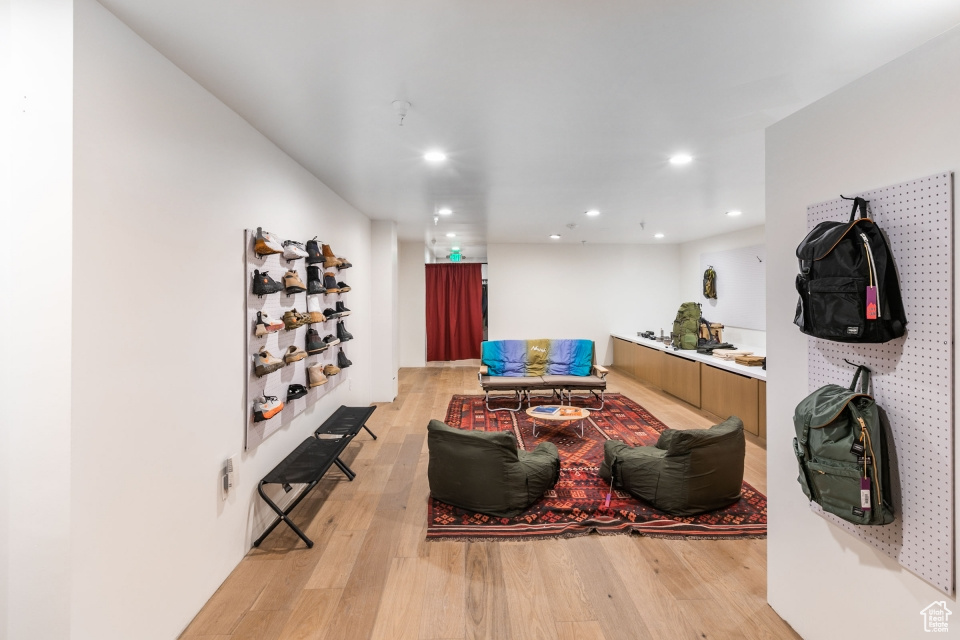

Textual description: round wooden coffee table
[525,405,590,438]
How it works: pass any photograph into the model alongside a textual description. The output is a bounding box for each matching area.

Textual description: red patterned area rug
[427,394,767,540]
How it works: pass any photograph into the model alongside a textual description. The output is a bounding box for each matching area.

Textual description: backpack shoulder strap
[848,197,869,223]
[848,364,872,394]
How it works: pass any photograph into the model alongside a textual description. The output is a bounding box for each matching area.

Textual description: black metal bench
[253,405,377,548]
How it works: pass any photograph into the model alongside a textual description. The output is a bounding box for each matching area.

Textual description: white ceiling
[99,0,960,259]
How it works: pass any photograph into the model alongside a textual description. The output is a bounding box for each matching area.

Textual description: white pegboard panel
[699,244,766,330]
[805,172,954,594]
[244,229,352,450]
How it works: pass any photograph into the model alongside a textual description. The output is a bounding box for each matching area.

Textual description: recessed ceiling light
[669,154,693,165]
[451,246,460,251]
[726,210,742,216]
[424,150,447,163]
[549,234,561,240]
[438,208,452,215]
[654,233,665,239]
[445,232,456,238]
[586,209,600,217]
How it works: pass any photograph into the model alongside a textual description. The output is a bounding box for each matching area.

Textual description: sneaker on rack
[282,309,309,330]
[306,328,327,354]
[254,311,283,336]
[283,269,307,294]
[323,307,342,320]
[252,269,282,297]
[307,265,326,295]
[253,349,284,377]
[286,384,308,401]
[337,350,352,368]
[282,240,309,261]
[337,321,354,342]
[305,296,326,323]
[335,301,351,317]
[323,363,341,377]
[284,345,308,364]
[322,334,340,348]
[336,281,351,293]
[253,394,283,421]
[338,257,352,270]
[254,227,283,257]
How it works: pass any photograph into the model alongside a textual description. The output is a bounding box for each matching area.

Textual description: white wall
[4,1,74,638]
[766,25,960,640]
[398,241,426,367]
[69,2,372,638]
[0,2,10,634]
[487,243,681,364]
[679,225,766,350]
[370,220,399,401]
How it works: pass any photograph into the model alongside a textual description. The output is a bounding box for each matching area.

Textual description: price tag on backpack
[865,286,878,320]
[860,478,872,511]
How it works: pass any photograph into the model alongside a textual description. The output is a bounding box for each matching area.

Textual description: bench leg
[485,389,523,412]
[566,389,605,411]
[334,457,356,480]
[362,424,378,440]
[254,480,316,548]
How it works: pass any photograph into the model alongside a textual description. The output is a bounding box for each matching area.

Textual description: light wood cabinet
[700,364,760,436]
[758,380,767,440]
[612,338,637,379]
[635,343,663,389]
[662,353,700,408]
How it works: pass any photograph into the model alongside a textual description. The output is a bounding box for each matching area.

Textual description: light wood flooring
[181,366,798,640]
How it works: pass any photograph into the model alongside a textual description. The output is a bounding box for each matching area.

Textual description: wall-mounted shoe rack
[244,229,354,450]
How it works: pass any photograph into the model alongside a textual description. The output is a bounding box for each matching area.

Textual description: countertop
[611,333,767,381]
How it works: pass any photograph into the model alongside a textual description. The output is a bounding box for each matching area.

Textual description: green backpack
[671,302,701,350]
[793,366,894,526]
[702,266,717,299]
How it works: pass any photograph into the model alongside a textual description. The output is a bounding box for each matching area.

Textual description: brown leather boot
[321,243,343,268]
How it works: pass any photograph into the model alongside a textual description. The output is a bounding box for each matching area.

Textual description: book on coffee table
[556,407,583,417]
[530,406,560,415]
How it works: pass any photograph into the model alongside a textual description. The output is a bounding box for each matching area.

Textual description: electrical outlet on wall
[221,455,237,500]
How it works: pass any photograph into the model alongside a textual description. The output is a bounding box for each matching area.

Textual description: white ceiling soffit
[99,0,960,247]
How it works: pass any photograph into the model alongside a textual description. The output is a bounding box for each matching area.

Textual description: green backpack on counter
[671,302,701,350]
[793,365,894,526]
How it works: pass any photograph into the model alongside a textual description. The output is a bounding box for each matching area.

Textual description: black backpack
[794,197,906,343]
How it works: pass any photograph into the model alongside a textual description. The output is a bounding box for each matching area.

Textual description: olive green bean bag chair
[427,419,561,517]
[600,416,745,516]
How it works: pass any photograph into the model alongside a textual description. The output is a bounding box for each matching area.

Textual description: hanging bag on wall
[794,197,906,342]
[792,365,894,526]
[671,302,701,350]
[702,265,717,299]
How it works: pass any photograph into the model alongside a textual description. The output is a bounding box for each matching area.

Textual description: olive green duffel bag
[793,365,894,525]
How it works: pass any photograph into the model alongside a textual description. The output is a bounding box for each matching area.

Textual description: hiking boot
[305,328,327,354]
[335,301,351,317]
[286,384,308,401]
[282,239,308,261]
[338,257,352,270]
[254,227,283,257]
[323,307,342,320]
[337,281,351,293]
[307,265,326,295]
[305,237,324,265]
[284,345,307,364]
[282,309,309,330]
[253,350,284,377]
[307,364,328,387]
[321,243,342,268]
[306,297,326,323]
[322,334,340,348]
[283,270,306,294]
[253,394,283,421]
[337,321,353,342]
[254,311,283,336]
[323,363,341,377]
[323,272,340,293]
[337,350,352,368]
[252,270,282,297]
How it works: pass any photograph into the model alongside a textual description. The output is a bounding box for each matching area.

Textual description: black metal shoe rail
[253,405,377,548]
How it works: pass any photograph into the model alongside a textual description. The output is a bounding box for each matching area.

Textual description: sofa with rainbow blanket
[478,339,609,412]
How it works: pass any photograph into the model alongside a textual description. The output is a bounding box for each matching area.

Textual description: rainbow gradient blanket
[480,339,594,377]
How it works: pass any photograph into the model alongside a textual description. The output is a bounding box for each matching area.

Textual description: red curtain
[425,263,483,361]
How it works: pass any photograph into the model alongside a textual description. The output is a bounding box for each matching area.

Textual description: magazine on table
[530,406,560,415]
[556,407,583,417]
